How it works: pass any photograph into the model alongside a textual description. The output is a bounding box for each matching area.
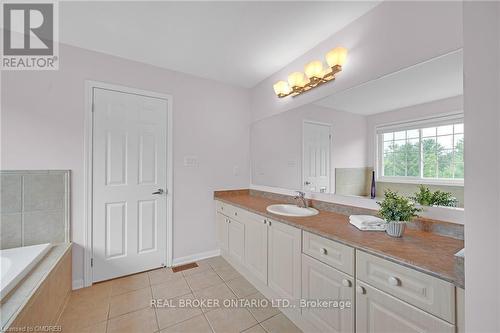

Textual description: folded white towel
[349,219,386,231]
[349,215,385,226]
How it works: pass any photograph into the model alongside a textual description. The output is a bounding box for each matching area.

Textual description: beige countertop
[214,190,464,288]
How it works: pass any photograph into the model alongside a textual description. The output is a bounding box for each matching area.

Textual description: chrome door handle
[152,189,164,195]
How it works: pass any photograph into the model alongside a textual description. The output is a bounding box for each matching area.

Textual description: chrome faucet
[294,191,308,208]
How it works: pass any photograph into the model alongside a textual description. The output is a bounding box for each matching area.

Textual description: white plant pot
[386,221,406,238]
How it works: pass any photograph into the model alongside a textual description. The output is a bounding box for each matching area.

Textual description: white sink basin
[266,204,319,217]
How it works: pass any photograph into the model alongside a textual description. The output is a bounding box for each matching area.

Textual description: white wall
[251,104,367,190]
[464,2,500,332]
[1,44,251,286]
[365,95,463,166]
[250,1,462,122]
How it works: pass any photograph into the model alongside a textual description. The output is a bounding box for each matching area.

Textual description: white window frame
[375,112,464,186]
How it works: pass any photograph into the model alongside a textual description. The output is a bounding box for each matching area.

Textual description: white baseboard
[72,279,84,290]
[172,249,221,266]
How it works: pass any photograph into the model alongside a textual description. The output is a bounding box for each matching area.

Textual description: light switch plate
[183,156,199,167]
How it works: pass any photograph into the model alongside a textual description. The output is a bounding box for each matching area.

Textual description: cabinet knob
[320,248,328,255]
[234,212,238,216]
[268,221,272,226]
[263,219,267,224]
[356,286,366,294]
[388,276,400,286]
[342,279,351,287]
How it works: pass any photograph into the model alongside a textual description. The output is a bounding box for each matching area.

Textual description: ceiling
[60,1,380,88]
[314,49,463,115]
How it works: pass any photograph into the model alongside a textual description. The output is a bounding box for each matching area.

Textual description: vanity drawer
[303,231,354,276]
[216,200,236,217]
[215,201,250,221]
[356,251,455,323]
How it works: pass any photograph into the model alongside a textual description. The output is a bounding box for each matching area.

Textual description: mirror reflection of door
[303,121,331,193]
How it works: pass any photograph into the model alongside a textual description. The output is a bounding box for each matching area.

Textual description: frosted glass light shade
[273,80,291,95]
[326,47,348,67]
[304,60,324,79]
[288,72,309,88]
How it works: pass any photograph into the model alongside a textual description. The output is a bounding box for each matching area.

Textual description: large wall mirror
[251,49,464,209]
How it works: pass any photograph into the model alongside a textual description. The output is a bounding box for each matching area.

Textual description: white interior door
[92,87,168,282]
[303,121,331,193]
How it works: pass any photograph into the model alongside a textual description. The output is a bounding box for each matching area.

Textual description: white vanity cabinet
[267,218,302,302]
[214,199,461,333]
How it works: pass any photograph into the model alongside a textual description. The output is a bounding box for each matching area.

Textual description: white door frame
[83,80,173,288]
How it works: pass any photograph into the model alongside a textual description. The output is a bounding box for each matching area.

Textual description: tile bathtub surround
[215,190,465,288]
[247,189,464,240]
[55,256,298,333]
[0,170,70,249]
[335,167,373,197]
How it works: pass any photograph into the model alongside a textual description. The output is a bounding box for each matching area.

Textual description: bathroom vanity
[214,190,464,333]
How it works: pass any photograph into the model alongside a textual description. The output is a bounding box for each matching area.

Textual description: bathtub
[0,243,52,301]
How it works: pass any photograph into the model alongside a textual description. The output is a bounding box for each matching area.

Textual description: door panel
[137,199,157,253]
[228,219,245,264]
[216,212,228,252]
[105,201,127,258]
[302,254,354,333]
[356,281,454,333]
[268,220,301,302]
[93,88,168,282]
[243,214,268,284]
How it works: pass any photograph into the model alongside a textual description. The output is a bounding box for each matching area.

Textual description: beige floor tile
[226,276,258,297]
[203,256,231,271]
[155,293,203,330]
[111,272,150,296]
[205,307,257,333]
[60,320,107,333]
[185,269,223,291]
[58,297,109,331]
[260,313,302,333]
[109,287,152,318]
[152,277,191,300]
[107,307,158,333]
[181,261,212,277]
[70,280,112,301]
[242,324,267,333]
[193,282,236,312]
[244,292,280,323]
[214,265,241,282]
[149,268,184,286]
[160,314,213,333]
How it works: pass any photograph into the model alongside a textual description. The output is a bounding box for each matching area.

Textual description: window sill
[377,177,464,187]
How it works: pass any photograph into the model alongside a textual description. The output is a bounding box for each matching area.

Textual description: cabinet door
[216,212,228,252]
[228,218,245,264]
[244,215,268,284]
[302,255,354,333]
[268,219,301,302]
[356,281,455,333]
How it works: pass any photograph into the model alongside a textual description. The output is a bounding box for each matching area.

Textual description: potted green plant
[377,190,421,237]
[411,185,458,207]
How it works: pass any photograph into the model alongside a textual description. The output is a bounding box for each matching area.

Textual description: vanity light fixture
[273,46,348,98]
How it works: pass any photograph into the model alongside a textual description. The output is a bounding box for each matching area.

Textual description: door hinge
[90,258,93,267]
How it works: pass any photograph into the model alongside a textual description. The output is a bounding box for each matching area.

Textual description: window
[377,115,464,184]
